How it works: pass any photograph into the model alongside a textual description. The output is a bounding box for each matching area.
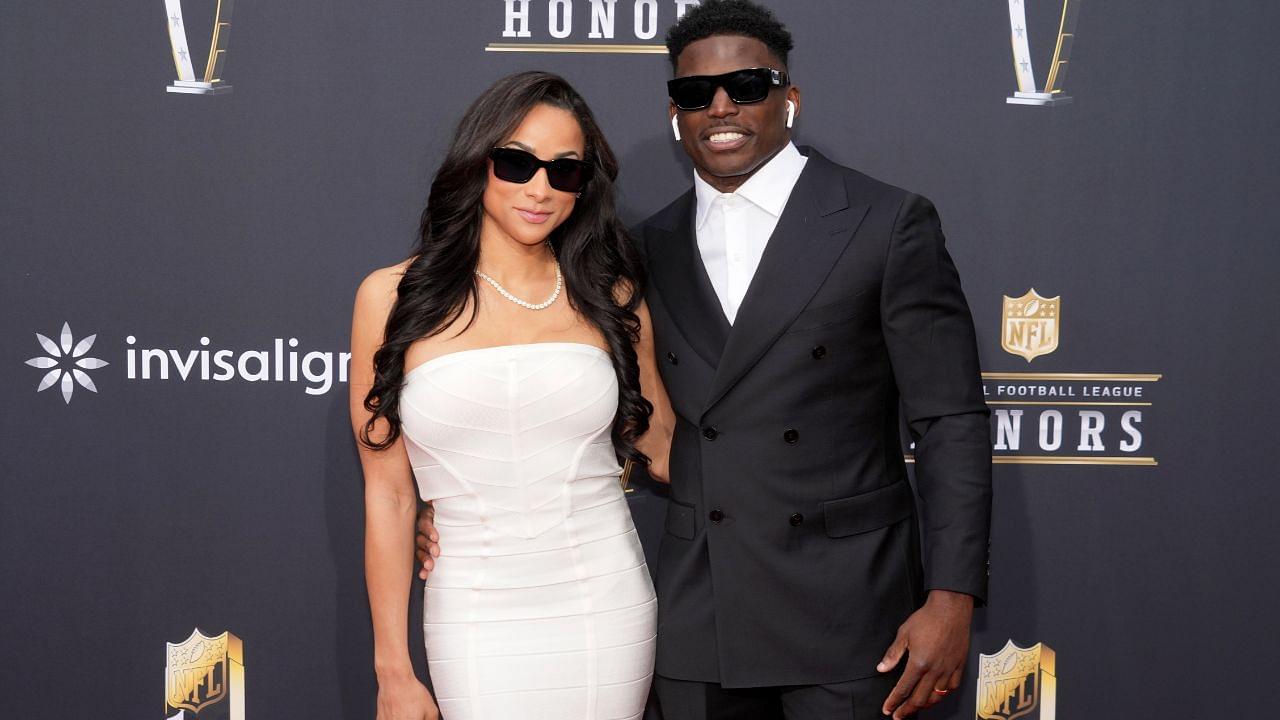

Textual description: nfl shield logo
[1002,289,1060,362]
[976,639,1056,720]
[165,628,244,719]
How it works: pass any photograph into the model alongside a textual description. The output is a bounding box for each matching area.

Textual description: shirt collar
[694,141,808,229]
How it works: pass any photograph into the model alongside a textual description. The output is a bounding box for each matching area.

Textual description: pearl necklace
[474,261,563,310]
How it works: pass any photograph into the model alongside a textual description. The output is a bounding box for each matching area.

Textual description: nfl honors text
[984,289,1159,466]
[500,0,700,40]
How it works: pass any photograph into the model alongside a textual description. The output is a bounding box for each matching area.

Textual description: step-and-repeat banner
[3,1,1276,718]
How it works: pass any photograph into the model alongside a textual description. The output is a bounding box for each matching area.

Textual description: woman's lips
[517,209,552,224]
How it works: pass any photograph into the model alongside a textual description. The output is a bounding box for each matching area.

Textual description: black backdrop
[3,1,1278,718]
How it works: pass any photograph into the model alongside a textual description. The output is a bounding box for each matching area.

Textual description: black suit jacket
[636,147,992,688]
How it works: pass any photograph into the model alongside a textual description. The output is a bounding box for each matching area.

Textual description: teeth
[709,132,745,143]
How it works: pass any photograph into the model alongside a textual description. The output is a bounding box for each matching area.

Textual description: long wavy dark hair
[359,71,651,464]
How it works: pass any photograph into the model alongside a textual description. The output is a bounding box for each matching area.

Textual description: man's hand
[878,589,974,718]
[413,502,439,581]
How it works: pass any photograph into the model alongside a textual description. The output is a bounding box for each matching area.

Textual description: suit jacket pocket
[821,481,914,538]
[784,288,873,334]
[665,497,697,540]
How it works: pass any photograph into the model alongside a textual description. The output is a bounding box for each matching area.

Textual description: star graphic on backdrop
[1014,25,1025,38]
[177,48,189,62]
[25,322,109,404]
[1013,651,1039,675]
[170,14,182,28]
[1019,60,1030,72]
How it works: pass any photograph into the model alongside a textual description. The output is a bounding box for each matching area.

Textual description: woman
[348,71,674,720]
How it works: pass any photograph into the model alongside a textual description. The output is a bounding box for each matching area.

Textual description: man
[419,2,991,718]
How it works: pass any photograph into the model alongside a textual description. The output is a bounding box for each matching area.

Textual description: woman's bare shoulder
[354,256,416,317]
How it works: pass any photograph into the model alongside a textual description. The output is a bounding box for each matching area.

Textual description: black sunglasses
[488,147,593,193]
[667,67,789,111]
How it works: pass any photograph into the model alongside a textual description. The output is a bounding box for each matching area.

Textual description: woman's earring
[575,192,582,198]
[671,115,682,142]
[785,100,796,129]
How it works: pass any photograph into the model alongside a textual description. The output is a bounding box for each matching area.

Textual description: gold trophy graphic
[165,0,234,94]
[1007,0,1081,106]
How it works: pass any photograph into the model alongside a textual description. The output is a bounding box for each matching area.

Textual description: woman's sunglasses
[488,147,594,194]
[667,67,789,111]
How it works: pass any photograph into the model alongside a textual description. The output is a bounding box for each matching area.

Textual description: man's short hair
[665,0,795,72]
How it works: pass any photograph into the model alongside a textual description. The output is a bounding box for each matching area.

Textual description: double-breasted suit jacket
[636,147,992,688]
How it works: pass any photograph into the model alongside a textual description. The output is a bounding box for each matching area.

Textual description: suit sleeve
[880,193,992,605]
[627,222,649,266]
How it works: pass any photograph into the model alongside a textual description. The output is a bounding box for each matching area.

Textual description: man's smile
[703,125,753,151]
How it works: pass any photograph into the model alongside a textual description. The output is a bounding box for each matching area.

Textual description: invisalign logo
[125,336,351,395]
[23,325,351,401]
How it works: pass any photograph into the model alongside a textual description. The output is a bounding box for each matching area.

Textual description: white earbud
[671,114,682,141]
[785,100,796,129]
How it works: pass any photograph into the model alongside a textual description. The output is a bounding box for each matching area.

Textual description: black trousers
[655,672,901,720]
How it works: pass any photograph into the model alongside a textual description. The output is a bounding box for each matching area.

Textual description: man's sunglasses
[488,147,594,194]
[667,67,789,111]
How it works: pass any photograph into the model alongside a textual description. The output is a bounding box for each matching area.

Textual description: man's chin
[699,160,760,181]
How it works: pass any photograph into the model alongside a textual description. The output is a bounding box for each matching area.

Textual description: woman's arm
[349,265,437,719]
[633,297,675,482]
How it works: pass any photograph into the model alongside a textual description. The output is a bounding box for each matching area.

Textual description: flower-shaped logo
[25,322,110,404]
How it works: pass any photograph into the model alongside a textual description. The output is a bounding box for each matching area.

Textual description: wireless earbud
[785,100,796,129]
[671,114,682,141]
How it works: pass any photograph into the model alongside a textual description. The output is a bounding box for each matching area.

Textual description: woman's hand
[376,671,439,720]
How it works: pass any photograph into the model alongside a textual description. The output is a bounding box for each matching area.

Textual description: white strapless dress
[399,342,657,720]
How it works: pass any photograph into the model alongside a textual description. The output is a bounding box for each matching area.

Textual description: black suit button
[789,513,804,526]
[667,352,679,365]
[783,428,799,444]
[702,426,719,441]
[709,509,725,523]
[811,345,827,359]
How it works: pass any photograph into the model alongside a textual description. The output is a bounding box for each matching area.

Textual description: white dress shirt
[694,142,808,324]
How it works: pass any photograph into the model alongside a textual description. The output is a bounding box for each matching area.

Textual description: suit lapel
[702,150,870,417]
[645,190,731,368]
